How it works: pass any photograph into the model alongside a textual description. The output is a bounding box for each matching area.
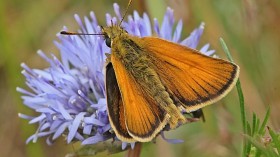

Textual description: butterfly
[61,0,239,143]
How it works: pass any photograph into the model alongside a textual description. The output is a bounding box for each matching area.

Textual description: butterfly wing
[108,54,170,142]
[106,63,135,142]
[140,37,239,112]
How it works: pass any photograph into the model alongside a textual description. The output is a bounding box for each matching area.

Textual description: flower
[18,3,215,147]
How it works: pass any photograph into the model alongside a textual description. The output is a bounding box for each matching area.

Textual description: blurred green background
[0,0,279,156]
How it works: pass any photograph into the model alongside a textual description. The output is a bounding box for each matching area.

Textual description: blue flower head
[18,3,215,148]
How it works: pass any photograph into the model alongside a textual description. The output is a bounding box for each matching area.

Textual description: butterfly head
[101,24,128,48]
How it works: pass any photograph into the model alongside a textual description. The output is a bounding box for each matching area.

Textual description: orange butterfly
[61,1,239,143]
[103,25,239,142]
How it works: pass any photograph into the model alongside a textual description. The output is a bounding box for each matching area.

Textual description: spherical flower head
[18,3,215,149]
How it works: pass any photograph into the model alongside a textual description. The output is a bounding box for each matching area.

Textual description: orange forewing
[106,63,134,142]
[108,54,169,142]
[138,37,239,112]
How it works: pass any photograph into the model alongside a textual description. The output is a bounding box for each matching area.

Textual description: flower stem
[126,143,142,157]
[219,38,247,156]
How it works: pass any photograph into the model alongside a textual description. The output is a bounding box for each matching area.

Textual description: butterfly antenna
[119,0,132,26]
[60,31,104,36]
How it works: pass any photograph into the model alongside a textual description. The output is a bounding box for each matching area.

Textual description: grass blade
[267,126,280,155]
[220,38,247,157]
[259,107,270,135]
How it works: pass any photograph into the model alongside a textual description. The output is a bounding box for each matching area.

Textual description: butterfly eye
[105,37,112,48]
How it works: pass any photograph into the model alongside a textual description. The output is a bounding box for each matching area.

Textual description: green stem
[219,38,247,157]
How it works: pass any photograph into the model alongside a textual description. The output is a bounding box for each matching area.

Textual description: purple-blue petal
[29,114,46,124]
[16,87,35,96]
[89,12,99,32]
[180,23,205,48]
[113,3,122,20]
[18,113,34,120]
[153,18,160,36]
[83,124,92,135]
[58,101,73,120]
[74,14,86,33]
[160,7,174,40]
[122,142,128,150]
[50,120,63,130]
[53,122,69,140]
[26,131,54,144]
[200,43,215,56]
[84,117,105,126]
[36,108,55,114]
[102,124,111,133]
[74,132,85,141]
[81,134,107,145]
[161,132,184,144]
[172,20,183,42]
[40,122,50,131]
[143,13,152,36]
[67,112,86,143]
[130,142,135,149]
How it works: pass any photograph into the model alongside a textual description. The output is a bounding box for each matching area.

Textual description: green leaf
[252,112,257,136]
[246,121,252,155]
[255,118,260,137]
[259,107,271,135]
[268,126,280,155]
[244,134,278,157]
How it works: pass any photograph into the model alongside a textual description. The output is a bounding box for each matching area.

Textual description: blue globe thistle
[18,3,215,148]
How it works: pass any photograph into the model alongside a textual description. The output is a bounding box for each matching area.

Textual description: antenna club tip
[60,31,69,35]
